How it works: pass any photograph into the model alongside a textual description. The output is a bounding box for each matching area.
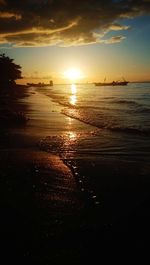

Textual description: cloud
[108,23,130,31]
[0,0,149,47]
[0,11,21,19]
[103,35,126,44]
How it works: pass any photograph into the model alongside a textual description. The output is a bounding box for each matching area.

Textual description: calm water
[40,82,150,155]
[26,82,150,220]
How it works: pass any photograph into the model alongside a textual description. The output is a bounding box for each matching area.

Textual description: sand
[0,85,89,264]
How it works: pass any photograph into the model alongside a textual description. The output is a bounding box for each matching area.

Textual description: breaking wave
[62,108,150,136]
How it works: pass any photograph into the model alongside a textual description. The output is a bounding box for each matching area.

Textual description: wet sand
[0,86,94,264]
[0,86,150,264]
[0,86,83,263]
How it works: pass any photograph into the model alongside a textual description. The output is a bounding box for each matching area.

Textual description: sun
[64,68,81,81]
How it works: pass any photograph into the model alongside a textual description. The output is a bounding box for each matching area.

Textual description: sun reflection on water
[62,132,77,156]
[70,84,77,106]
[71,84,77,94]
[68,131,77,141]
[70,95,77,105]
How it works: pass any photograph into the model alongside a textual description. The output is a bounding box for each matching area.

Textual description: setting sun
[64,68,81,81]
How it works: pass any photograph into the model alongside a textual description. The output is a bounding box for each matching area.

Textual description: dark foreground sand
[0,86,150,264]
[0,86,85,264]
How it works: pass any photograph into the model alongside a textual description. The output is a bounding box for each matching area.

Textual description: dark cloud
[0,0,150,46]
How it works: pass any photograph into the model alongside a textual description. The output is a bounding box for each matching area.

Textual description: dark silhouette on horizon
[94,77,129,86]
[27,80,53,87]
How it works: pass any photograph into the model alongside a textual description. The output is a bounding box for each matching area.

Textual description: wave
[46,91,146,112]
[133,106,150,114]
[111,99,143,107]
[39,88,150,136]
[109,126,150,136]
[62,108,150,136]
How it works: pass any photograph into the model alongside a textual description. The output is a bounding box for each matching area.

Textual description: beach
[1,0,150,263]
[0,86,86,264]
[0,83,150,264]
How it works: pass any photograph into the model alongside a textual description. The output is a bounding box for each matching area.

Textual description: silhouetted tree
[0,53,22,89]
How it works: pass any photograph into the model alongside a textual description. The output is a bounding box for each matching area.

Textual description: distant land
[131,81,150,83]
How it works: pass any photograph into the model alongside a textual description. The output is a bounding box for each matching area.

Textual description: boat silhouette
[27,80,53,87]
[94,78,129,86]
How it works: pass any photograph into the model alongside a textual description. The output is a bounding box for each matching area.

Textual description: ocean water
[26,82,150,222]
[39,82,150,155]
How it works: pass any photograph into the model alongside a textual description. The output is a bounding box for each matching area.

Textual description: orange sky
[1,1,150,84]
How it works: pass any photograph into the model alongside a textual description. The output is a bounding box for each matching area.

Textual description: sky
[0,0,150,84]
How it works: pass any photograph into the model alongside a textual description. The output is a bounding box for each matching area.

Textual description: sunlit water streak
[40,82,150,136]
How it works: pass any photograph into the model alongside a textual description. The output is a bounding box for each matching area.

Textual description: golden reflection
[71,83,76,94]
[63,132,77,153]
[70,84,77,106]
[68,131,77,141]
[70,95,77,105]
[67,116,72,125]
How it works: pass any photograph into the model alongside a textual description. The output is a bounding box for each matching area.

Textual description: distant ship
[27,80,53,87]
[94,78,129,86]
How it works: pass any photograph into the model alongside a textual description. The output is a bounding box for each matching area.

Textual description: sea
[22,82,150,223]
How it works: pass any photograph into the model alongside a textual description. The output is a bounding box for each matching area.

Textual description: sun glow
[64,68,81,81]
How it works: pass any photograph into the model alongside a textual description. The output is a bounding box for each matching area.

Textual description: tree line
[0,53,22,90]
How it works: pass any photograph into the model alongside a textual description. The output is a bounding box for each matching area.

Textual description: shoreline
[0,85,90,264]
[0,85,150,264]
